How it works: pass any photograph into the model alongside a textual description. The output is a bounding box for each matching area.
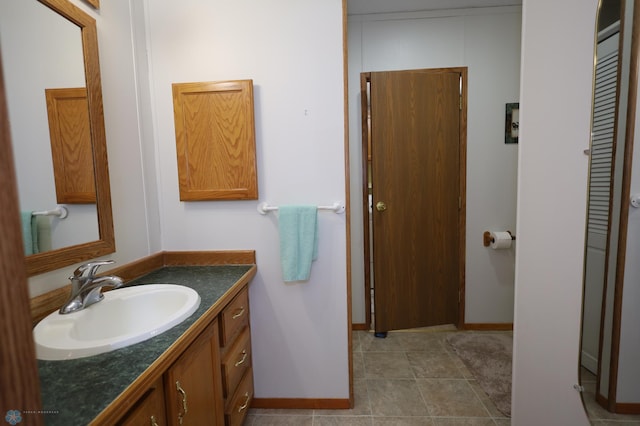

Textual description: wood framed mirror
[580,0,640,415]
[1,0,114,276]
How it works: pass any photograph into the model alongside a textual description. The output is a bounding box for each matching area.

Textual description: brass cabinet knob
[376,201,387,212]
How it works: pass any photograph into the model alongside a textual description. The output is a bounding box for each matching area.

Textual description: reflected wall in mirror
[1,0,98,252]
[581,0,640,415]
[0,0,114,276]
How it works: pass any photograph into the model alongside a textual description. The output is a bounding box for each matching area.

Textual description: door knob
[376,201,387,212]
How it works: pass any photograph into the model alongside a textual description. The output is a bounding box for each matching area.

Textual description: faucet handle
[73,260,116,278]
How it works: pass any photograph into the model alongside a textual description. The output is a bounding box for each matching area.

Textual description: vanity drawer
[225,368,253,426]
[221,326,251,398]
[220,287,249,347]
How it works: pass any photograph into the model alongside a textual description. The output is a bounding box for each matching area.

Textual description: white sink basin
[34,284,200,361]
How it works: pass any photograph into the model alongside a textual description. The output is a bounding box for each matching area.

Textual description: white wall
[512,0,596,424]
[348,7,521,324]
[140,0,349,399]
[24,0,152,296]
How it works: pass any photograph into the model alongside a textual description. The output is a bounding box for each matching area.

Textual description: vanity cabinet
[219,287,253,425]
[110,281,253,426]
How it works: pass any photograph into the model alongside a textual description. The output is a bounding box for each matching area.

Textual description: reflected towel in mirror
[21,211,33,255]
[21,212,53,255]
[33,216,52,253]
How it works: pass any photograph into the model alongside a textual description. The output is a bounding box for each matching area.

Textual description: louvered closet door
[588,42,618,236]
[582,32,619,374]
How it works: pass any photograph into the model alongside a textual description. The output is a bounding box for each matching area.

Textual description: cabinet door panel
[45,87,96,203]
[117,378,166,426]
[165,321,223,426]
[172,80,258,201]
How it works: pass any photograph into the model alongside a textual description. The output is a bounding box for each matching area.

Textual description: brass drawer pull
[176,381,188,424]
[234,350,248,367]
[238,392,250,413]
[232,306,245,319]
[150,415,159,426]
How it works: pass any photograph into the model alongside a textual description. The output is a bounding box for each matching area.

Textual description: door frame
[0,52,44,422]
[360,67,467,331]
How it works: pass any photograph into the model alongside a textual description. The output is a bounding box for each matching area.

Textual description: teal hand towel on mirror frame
[31,214,39,254]
[33,215,52,253]
[21,211,33,256]
[278,205,318,282]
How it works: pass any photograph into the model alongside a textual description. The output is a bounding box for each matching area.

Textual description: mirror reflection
[581,0,640,417]
[582,0,621,381]
[0,0,99,255]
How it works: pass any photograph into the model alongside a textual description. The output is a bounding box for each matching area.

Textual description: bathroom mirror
[581,0,640,415]
[0,0,114,276]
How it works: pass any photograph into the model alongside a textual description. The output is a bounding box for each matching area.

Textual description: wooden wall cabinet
[172,80,258,201]
[45,88,96,204]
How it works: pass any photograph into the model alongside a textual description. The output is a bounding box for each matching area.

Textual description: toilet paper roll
[490,231,512,249]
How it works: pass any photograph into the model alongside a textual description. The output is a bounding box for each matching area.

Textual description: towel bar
[257,202,345,215]
[33,206,68,219]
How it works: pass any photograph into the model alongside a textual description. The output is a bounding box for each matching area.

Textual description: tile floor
[246,329,640,425]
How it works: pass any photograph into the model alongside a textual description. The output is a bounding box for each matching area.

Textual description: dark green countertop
[38,265,254,426]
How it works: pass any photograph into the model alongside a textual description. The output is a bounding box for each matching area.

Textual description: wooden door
[367,69,465,333]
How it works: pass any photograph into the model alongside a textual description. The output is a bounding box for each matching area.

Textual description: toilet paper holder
[483,230,516,247]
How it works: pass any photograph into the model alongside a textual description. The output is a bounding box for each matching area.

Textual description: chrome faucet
[59,260,124,314]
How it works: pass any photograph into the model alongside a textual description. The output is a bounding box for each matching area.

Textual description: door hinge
[458,289,462,304]
[458,196,462,210]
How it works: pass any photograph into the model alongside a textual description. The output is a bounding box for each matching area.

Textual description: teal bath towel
[20,212,52,255]
[33,215,52,253]
[278,205,318,282]
[21,211,33,256]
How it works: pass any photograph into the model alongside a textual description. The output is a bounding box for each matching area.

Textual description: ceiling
[347,0,522,15]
